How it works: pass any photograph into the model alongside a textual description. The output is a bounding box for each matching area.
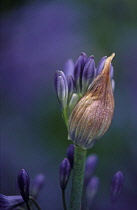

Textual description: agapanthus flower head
[54,52,115,129]
[17,169,30,203]
[59,158,71,190]
[0,193,23,210]
[110,171,123,202]
[68,53,115,149]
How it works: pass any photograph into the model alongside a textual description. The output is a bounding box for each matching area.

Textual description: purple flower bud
[66,144,74,168]
[67,75,75,102]
[82,56,96,94]
[86,176,99,207]
[31,174,45,198]
[59,158,71,190]
[97,56,107,75]
[97,56,114,80]
[74,52,87,93]
[84,154,98,184]
[110,171,123,202]
[64,59,74,77]
[0,193,24,209]
[54,70,68,108]
[17,169,30,203]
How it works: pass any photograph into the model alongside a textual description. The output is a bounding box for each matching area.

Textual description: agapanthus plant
[0,52,124,210]
[55,52,123,210]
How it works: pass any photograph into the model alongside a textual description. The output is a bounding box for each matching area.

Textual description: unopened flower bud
[68,53,115,149]
[74,52,87,94]
[82,55,96,94]
[97,56,107,75]
[59,158,71,190]
[17,169,30,203]
[54,70,68,109]
[67,75,75,102]
[111,171,123,202]
[66,144,74,168]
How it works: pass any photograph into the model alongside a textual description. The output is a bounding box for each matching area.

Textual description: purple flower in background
[66,144,74,168]
[59,158,71,190]
[0,193,23,210]
[31,174,45,198]
[110,171,124,202]
[84,154,98,185]
[17,169,30,203]
[86,176,99,208]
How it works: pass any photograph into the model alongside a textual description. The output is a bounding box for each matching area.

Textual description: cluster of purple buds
[54,53,115,125]
[59,144,124,209]
[0,169,44,210]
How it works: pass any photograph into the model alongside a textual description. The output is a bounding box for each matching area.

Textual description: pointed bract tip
[110,53,115,59]
[102,53,115,76]
[106,53,115,65]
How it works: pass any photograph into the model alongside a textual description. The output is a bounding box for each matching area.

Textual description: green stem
[29,196,41,210]
[62,189,67,210]
[69,145,87,210]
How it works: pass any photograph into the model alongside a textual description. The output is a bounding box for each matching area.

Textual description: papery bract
[68,54,115,149]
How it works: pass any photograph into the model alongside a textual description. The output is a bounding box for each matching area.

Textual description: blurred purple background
[1,1,137,209]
